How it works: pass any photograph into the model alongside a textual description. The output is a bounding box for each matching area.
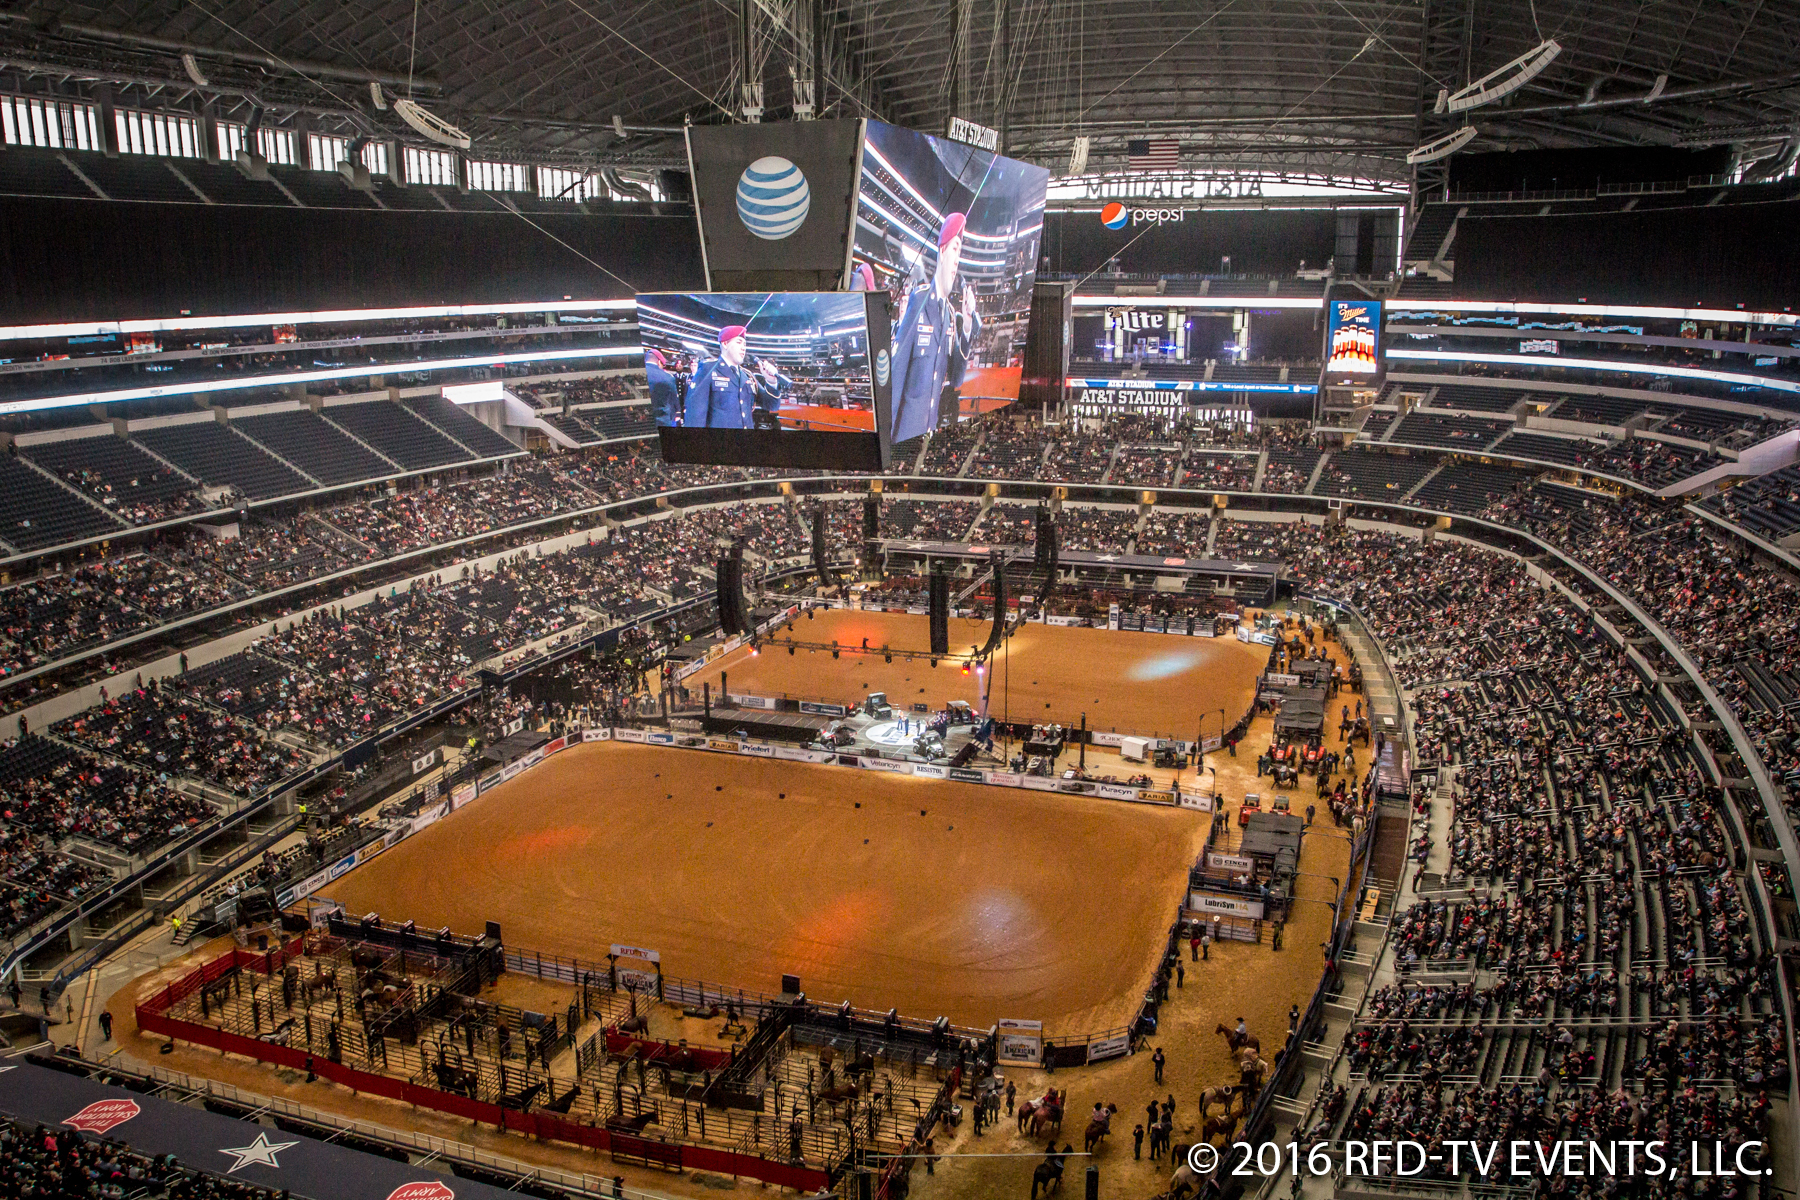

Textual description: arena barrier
[134,935,833,1194]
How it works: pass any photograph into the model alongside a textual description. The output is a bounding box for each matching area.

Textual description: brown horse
[1081,1103,1119,1154]
[1216,1023,1260,1057]
[1201,1111,1238,1145]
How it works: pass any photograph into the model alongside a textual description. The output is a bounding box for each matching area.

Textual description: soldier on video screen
[681,324,786,429]
[889,211,981,444]
[645,347,680,425]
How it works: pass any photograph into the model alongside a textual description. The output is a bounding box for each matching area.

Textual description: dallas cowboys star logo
[1096,554,1119,562]
[217,1131,299,1173]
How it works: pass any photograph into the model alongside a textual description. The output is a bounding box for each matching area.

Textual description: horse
[1216,1023,1260,1057]
[1081,1103,1118,1154]
[1201,1111,1238,1146]
[1030,1159,1063,1198]
[1238,1055,1270,1100]
[1198,1084,1236,1120]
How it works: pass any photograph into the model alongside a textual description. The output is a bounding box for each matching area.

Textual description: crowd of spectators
[0,1115,293,1199]
[1134,509,1212,557]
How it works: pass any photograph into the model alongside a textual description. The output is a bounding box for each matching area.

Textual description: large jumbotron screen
[639,291,894,470]
[852,120,1049,441]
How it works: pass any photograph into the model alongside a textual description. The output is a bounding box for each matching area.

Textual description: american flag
[1127,138,1180,169]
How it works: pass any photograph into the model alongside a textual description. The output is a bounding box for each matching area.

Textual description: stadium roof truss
[0,0,1793,187]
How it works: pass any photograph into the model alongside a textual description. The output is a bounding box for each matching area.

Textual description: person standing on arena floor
[1152,1046,1166,1082]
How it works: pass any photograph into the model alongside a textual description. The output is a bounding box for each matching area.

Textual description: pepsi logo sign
[1100,204,1186,228]
[735,156,810,240]
[63,1099,141,1134]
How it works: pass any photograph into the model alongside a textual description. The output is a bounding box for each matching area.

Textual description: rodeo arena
[5,8,1800,1200]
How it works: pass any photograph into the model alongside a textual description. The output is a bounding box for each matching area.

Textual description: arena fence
[134,938,834,1194]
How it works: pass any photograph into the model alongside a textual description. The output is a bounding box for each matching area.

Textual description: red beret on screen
[718,325,748,344]
[645,347,667,368]
[938,212,967,248]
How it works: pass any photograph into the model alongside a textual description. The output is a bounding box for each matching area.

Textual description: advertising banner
[521,749,545,770]
[410,749,437,775]
[1096,783,1140,801]
[478,771,501,794]
[583,728,611,742]
[613,728,648,743]
[1046,614,1084,626]
[685,120,864,287]
[503,717,526,736]
[740,742,776,757]
[1019,776,1059,791]
[646,732,676,744]
[1325,299,1381,374]
[449,782,477,810]
[500,761,524,783]
[543,737,567,756]
[1207,852,1256,874]
[774,746,835,762]
[727,694,779,710]
[1138,788,1176,805]
[1264,672,1300,688]
[1086,1033,1130,1064]
[1178,790,1214,811]
[799,701,849,717]
[987,771,1022,787]
[997,1018,1043,1064]
[911,764,949,779]
[708,739,742,753]
[1188,891,1264,919]
[326,852,360,881]
[860,757,910,773]
[948,767,986,784]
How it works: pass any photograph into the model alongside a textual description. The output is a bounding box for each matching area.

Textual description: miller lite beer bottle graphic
[1330,307,1377,371]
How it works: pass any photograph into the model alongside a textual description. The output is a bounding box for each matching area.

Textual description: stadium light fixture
[394,97,471,150]
[1445,41,1562,113]
[1406,126,1478,165]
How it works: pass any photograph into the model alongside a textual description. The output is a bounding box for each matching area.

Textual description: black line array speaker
[810,506,829,587]
[862,495,881,540]
[979,550,1007,657]
[928,566,951,657]
[1034,506,1058,570]
[716,547,748,636]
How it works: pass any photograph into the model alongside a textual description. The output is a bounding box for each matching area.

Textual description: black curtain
[1455,196,1800,311]
[0,197,705,322]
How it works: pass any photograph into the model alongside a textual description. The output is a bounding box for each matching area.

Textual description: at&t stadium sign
[1049,170,1406,206]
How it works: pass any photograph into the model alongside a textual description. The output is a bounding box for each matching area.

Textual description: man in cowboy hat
[681,324,785,428]
[889,211,981,443]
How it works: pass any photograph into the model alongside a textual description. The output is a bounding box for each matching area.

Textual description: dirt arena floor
[702,610,1269,741]
[325,742,1201,1034]
[99,614,1364,1200]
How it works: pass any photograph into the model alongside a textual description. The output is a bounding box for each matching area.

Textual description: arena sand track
[325,742,1206,1035]
[698,609,1268,740]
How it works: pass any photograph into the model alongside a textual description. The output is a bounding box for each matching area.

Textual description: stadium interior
[1,3,1799,1200]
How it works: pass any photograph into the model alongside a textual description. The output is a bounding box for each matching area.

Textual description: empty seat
[0,453,126,551]
[233,409,395,486]
[323,401,473,470]
[403,396,523,458]
[133,422,314,500]
[24,435,202,524]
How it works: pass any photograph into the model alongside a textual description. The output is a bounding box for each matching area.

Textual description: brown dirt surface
[703,609,1268,741]
[324,742,1202,1037]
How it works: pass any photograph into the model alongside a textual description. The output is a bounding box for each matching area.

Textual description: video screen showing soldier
[852,120,1050,445]
[638,292,879,433]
